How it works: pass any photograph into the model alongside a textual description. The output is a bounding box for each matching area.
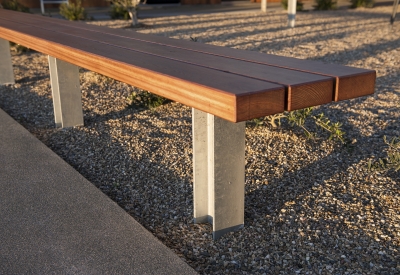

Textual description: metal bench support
[48,56,83,128]
[192,108,245,240]
[0,38,15,85]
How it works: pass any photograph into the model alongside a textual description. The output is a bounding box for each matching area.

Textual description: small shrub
[281,0,304,11]
[107,0,140,26]
[2,0,29,12]
[110,4,130,20]
[10,42,30,53]
[350,0,373,8]
[60,0,87,21]
[250,107,347,144]
[126,90,170,109]
[314,0,336,10]
[368,136,400,173]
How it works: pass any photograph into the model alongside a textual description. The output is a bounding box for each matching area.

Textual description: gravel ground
[1,6,399,275]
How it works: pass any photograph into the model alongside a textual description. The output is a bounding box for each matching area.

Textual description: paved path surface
[0,108,197,274]
[32,1,283,20]
[31,0,380,21]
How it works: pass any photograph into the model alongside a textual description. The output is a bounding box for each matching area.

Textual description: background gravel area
[1,6,399,275]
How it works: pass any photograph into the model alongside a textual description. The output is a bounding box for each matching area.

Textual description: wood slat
[0,13,335,111]
[2,9,374,102]
[0,17,285,122]
[0,9,376,120]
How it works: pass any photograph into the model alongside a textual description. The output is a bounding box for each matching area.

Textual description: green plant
[314,0,336,10]
[10,42,30,53]
[250,107,347,144]
[107,0,140,26]
[126,90,169,109]
[281,0,304,11]
[287,107,315,138]
[110,4,130,20]
[350,0,373,8]
[368,136,400,173]
[1,0,29,12]
[60,0,87,21]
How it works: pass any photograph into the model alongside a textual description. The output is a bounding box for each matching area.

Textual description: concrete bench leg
[288,0,297,27]
[0,38,15,85]
[192,108,245,240]
[48,56,83,128]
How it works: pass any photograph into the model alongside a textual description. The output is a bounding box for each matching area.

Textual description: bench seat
[0,10,375,122]
[0,9,376,239]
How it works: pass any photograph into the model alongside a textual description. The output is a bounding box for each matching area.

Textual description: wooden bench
[0,9,376,239]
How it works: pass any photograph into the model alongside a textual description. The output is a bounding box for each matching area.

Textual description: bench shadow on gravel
[149,9,391,40]
[0,84,198,240]
[226,21,389,50]
[2,76,398,273]
[16,75,48,84]
[141,7,393,31]
[243,68,399,272]
[2,74,398,274]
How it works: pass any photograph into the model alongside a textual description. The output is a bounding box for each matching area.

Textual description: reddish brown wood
[0,11,335,112]
[0,9,375,121]
[335,72,376,101]
[236,90,285,121]
[0,17,286,122]
[288,81,335,111]
[8,10,375,102]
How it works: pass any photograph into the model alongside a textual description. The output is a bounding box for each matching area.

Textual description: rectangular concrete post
[192,108,245,240]
[390,0,399,24]
[288,0,297,27]
[48,56,83,128]
[0,38,15,85]
[261,0,267,12]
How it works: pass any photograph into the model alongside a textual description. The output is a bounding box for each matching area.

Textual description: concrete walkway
[0,108,197,274]
[32,1,283,20]
[30,0,370,21]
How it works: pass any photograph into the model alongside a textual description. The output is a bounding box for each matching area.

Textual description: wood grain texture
[0,11,335,111]
[0,9,375,121]
[335,71,376,101]
[288,80,334,111]
[0,11,335,112]
[3,9,375,102]
[0,17,285,122]
[0,13,332,89]
[236,89,285,122]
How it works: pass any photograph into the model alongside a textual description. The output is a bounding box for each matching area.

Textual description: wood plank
[0,18,285,122]
[0,11,335,111]
[0,9,373,102]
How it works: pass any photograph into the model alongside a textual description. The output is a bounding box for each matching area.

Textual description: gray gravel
[1,6,399,275]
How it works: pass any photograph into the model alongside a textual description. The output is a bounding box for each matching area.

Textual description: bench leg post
[48,56,83,128]
[288,0,297,27]
[0,38,15,85]
[192,108,245,240]
[40,0,45,14]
